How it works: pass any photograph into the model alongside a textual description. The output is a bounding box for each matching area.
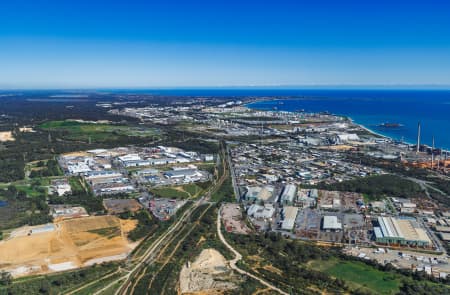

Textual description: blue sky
[1,0,450,88]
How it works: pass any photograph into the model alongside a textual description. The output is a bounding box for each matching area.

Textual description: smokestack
[416,122,421,153]
[431,136,435,168]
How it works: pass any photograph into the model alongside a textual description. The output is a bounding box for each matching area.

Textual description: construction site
[0,215,137,277]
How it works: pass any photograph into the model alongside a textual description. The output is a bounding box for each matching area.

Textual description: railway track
[73,142,229,295]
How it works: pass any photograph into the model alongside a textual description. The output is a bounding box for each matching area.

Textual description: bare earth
[0,131,14,142]
[0,216,137,277]
[179,249,238,294]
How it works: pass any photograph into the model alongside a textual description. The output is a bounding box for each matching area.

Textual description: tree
[0,271,12,286]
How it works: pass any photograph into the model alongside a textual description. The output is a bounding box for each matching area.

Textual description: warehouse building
[280,184,297,205]
[247,203,275,220]
[281,206,299,231]
[244,185,274,202]
[163,168,202,179]
[374,217,432,247]
[322,215,342,232]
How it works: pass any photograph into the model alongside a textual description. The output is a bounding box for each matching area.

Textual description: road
[92,197,205,295]
[226,143,241,202]
[72,141,284,294]
[405,176,447,254]
[105,141,230,294]
[217,206,289,295]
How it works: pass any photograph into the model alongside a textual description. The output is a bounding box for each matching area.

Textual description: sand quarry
[0,131,14,142]
[0,215,137,277]
[179,248,238,294]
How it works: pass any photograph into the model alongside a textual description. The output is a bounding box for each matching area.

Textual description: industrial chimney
[416,122,421,153]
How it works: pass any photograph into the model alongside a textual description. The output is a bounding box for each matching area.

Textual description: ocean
[244,90,450,150]
[104,88,450,150]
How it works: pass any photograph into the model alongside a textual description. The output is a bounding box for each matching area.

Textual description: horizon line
[1,84,450,92]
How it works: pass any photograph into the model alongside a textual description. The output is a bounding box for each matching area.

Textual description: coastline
[245,99,449,151]
[245,99,390,140]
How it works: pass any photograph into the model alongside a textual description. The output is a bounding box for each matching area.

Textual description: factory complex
[374,217,431,247]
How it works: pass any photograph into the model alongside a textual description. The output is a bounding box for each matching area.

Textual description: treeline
[48,177,104,213]
[0,150,24,182]
[29,159,61,178]
[228,232,348,293]
[315,174,426,200]
[229,232,450,294]
[397,281,450,295]
[163,133,219,154]
[344,153,450,206]
[0,262,120,294]
[344,153,429,179]
[0,185,52,230]
[125,210,159,241]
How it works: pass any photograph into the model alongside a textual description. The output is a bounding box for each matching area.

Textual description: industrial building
[281,206,299,231]
[244,185,274,202]
[49,179,72,196]
[280,184,297,205]
[333,133,360,144]
[374,217,432,247]
[163,168,200,179]
[84,170,122,180]
[247,203,275,220]
[322,215,342,232]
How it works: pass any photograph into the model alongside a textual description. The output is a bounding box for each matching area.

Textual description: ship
[377,122,403,128]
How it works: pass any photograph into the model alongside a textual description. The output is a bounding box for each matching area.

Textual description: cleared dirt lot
[179,248,238,294]
[221,203,251,234]
[0,216,137,277]
[0,131,14,142]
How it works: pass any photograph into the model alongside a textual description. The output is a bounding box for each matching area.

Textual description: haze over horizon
[1,0,450,89]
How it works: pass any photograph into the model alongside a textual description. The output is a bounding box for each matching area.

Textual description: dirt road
[217,206,288,295]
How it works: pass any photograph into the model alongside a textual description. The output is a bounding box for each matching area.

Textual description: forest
[315,174,426,200]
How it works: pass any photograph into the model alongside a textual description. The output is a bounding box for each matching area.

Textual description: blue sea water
[244,90,450,150]
[107,88,450,149]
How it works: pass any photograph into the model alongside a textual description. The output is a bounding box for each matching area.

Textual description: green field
[309,258,401,294]
[150,186,190,199]
[39,120,159,142]
[150,183,206,199]
[181,183,203,196]
[69,177,85,193]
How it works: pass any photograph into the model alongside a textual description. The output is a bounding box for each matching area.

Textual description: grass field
[39,120,159,142]
[150,183,204,199]
[150,186,190,199]
[182,183,203,196]
[69,176,85,192]
[309,258,401,294]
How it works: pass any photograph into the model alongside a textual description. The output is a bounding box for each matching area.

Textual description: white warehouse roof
[323,216,342,230]
[281,206,299,231]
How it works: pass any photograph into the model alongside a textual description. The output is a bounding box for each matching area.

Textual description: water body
[134,88,450,149]
[244,90,450,150]
[12,88,450,149]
